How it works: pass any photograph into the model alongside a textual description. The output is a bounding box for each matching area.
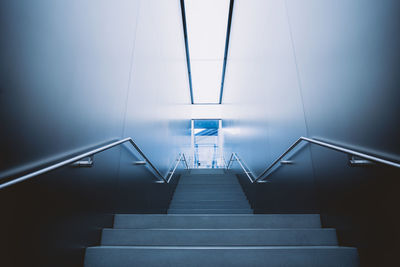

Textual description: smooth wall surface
[222,0,317,212]
[223,0,400,266]
[115,0,191,212]
[0,1,190,266]
[286,1,400,266]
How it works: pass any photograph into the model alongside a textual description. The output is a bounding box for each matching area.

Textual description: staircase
[168,168,252,214]
[84,169,359,267]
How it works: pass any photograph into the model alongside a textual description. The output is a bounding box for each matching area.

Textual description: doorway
[191,119,224,168]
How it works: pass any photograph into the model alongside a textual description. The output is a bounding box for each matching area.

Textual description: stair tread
[101,228,338,246]
[170,200,249,203]
[169,206,250,209]
[115,214,321,217]
[180,174,236,178]
[168,209,253,214]
[85,246,359,267]
[114,214,321,228]
[172,197,247,200]
[188,169,226,175]
[173,192,245,198]
[85,169,359,267]
[89,245,352,249]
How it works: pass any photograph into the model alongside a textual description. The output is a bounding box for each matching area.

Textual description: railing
[166,153,189,183]
[227,136,400,183]
[226,153,255,183]
[0,137,189,190]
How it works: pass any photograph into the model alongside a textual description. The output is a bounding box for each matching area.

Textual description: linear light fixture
[181,0,234,104]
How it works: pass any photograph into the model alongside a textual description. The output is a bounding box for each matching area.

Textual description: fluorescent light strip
[185,0,230,104]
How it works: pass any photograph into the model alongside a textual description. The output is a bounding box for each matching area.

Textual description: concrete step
[178,179,239,185]
[189,169,226,175]
[113,214,321,229]
[84,246,359,267]
[171,192,247,201]
[170,200,250,205]
[169,205,250,210]
[168,209,253,214]
[170,200,249,204]
[172,192,246,196]
[180,174,235,179]
[169,200,250,209]
[174,184,243,192]
[101,229,338,246]
[173,189,244,195]
[179,174,236,180]
[176,183,242,188]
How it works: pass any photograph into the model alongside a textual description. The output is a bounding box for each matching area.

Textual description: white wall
[121,0,192,175]
[222,0,400,178]
[222,0,311,176]
[0,1,192,265]
[0,0,191,179]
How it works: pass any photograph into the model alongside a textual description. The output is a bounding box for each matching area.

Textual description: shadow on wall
[232,141,400,267]
[234,144,319,214]
[0,145,181,267]
[310,146,400,267]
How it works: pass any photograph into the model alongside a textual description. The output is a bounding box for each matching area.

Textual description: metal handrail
[227,136,400,183]
[0,137,189,190]
[226,153,254,183]
[166,153,189,183]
